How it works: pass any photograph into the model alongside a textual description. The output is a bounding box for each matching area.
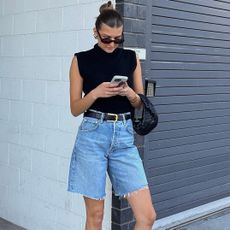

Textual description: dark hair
[95,1,123,30]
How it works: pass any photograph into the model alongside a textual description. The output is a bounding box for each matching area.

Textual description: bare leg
[84,196,105,230]
[126,188,156,230]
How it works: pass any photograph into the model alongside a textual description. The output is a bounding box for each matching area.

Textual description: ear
[93,27,98,38]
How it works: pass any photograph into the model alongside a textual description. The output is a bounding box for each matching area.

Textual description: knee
[150,210,157,225]
[137,209,157,226]
[146,210,157,226]
[87,208,104,224]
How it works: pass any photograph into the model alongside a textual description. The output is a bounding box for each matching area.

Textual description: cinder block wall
[0,1,113,229]
[112,1,148,229]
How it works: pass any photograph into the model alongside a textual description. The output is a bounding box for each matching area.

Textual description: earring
[94,34,98,39]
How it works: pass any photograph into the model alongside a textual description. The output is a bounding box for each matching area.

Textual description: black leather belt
[84,110,131,121]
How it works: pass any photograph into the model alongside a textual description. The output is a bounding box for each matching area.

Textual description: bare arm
[119,56,144,108]
[69,56,125,117]
[69,56,96,116]
[132,56,144,95]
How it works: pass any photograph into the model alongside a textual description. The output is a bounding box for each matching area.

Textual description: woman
[68,1,156,229]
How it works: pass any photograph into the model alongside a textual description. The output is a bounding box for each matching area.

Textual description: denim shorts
[67,114,148,200]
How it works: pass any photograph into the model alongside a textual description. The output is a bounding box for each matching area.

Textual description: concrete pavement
[168,207,230,230]
[0,218,25,230]
[0,206,229,230]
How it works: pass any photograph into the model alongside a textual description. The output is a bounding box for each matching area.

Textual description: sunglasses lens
[101,38,113,44]
[114,38,124,44]
[101,38,124,44]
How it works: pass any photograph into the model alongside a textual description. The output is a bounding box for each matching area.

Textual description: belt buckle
[107,113,118,122]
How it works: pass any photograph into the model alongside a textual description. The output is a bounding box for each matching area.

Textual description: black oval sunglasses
[96,30,124,44]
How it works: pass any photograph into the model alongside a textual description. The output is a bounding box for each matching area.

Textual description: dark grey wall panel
[154,182,230,211]
[157,189,230,217]
[148,138,230,159]
[145,0,230,219]
[148,147,230,167]
[155,115,230,132]
[158,102,229,113]
[149,123,230,141]
[153,175,230,202]
[152,70,230,78]
[154,0,230,16]
[149,153,230,176]
[153,24,230,40]
[152,16,230,33]
[149,131,230,149]
[151,62,230,70]
[152,168,230,193]
[158,109,230,121]
[156,94,230,104]
[152,52,230,63]
[149,161,230,185]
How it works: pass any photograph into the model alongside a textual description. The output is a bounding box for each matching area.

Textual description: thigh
[126,188,156,220]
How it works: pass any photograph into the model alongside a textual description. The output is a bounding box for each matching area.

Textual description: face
[94,24,123,53]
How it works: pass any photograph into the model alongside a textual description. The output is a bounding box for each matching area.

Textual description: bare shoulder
[70,55,78,73]
[69,55,82,80]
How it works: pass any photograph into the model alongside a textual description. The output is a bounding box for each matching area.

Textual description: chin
[104,46,118,53]
[106,48,115,53]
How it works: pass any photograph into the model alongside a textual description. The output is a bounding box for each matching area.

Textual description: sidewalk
[0,207,230,230]
[0,218,25,230]
[168,207,230,230]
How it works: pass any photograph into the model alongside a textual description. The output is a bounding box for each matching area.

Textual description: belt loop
[100,112,105,123]
[122,114,126,125]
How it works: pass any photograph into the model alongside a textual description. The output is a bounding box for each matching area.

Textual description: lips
[106,47,115,52]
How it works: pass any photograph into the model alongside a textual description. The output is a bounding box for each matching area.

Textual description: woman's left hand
[118,82,135,99]
[118,82,142,108]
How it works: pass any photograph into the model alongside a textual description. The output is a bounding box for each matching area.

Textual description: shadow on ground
[0,218,25,230]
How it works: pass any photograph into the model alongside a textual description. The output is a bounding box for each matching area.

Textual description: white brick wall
[0,1,115,229]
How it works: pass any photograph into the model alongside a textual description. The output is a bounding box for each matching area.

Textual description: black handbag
[132,80,158,135]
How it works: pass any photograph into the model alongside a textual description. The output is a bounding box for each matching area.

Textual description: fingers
[119,89,128,96]
[117,83,129,96]
[96,82,129,98]
[106,87,123,97]
[108,84,124,92]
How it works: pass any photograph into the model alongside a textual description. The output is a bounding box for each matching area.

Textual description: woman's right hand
[91,82,124,99]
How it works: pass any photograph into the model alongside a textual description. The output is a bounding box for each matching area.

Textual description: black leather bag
[132,93,158,136]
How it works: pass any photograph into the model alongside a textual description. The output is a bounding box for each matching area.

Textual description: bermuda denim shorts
[67,113,148,200]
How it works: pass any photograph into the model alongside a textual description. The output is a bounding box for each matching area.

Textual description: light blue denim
[67,113,148,200]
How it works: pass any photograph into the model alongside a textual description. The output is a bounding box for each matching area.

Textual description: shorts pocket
[79,118,100,132]
[126,120,134,135]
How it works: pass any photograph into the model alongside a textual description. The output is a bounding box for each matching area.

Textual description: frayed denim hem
[67,188,106,201]
[115,185,149,200]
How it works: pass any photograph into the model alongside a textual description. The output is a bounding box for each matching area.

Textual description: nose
[109,41,116,47]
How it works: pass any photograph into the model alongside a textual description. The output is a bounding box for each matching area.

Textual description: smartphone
[111,75,128,86]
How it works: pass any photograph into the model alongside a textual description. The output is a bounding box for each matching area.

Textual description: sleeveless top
[75,44,137,114]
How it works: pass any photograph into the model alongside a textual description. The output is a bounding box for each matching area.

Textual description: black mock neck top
[75,44,137,113]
